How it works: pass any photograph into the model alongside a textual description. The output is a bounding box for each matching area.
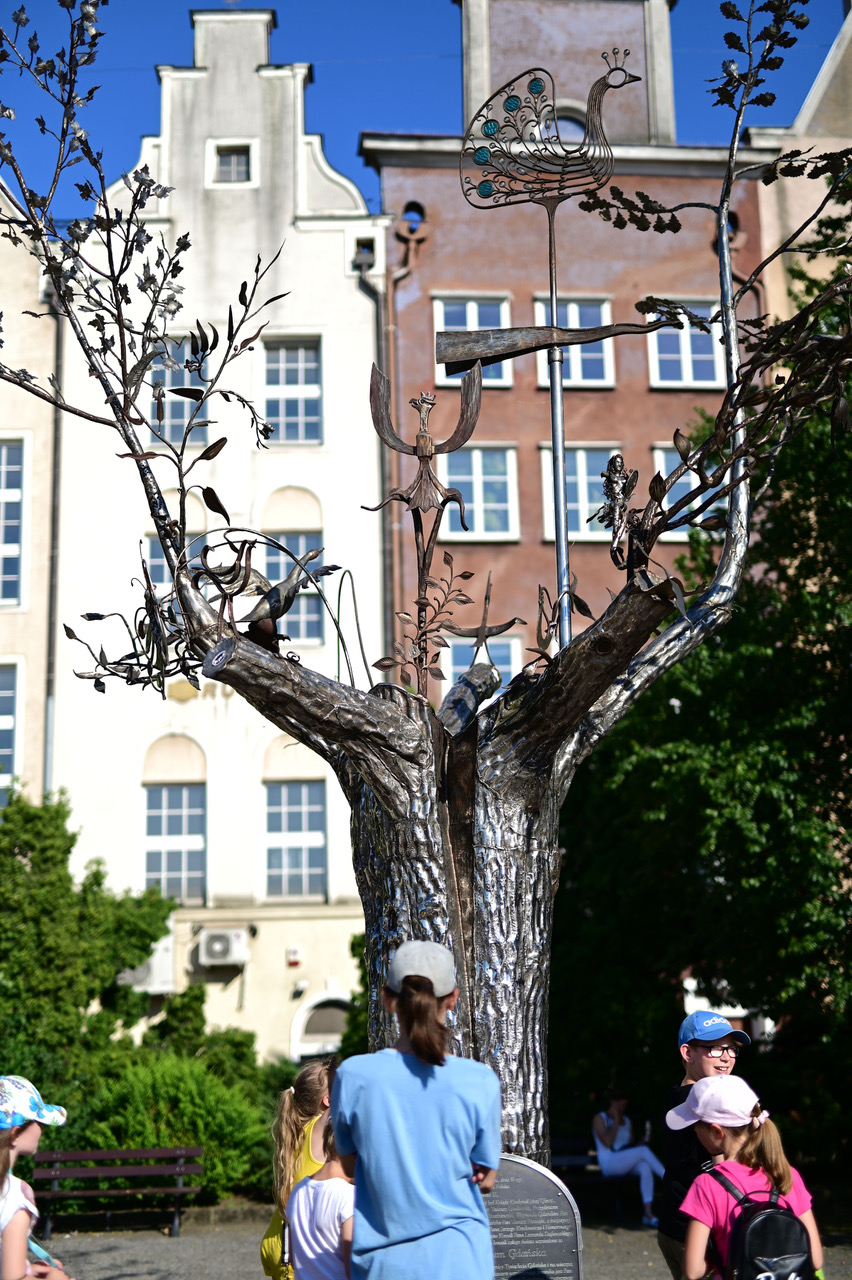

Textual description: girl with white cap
[0,1076,74,1280]
[666,1074,823,1280]
[331,939,502,1279]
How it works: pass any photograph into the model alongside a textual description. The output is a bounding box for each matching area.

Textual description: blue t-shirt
[332,1048,502,1280]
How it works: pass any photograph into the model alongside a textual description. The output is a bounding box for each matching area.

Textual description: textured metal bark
[177,559,750,1161]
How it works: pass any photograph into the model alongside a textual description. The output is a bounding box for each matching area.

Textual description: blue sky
[0,0,846,218]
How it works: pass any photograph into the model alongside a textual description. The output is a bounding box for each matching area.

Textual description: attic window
[216,146,250,183]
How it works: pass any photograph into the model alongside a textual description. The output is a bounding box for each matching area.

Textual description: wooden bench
[551,1138,630,1224]
[32,1146,203,1239]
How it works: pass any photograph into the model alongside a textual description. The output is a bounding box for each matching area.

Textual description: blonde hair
[272,1058,335,1214]
[322,1117,339,1165]
[0,1129,14,1190]
[701,1102,793,1195]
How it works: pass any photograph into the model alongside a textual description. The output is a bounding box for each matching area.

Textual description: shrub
[85,1056,267,1202]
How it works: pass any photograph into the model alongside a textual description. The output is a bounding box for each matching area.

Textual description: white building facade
[51,9,388,1061]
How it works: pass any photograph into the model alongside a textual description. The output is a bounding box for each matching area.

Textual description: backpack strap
[707,1168,750,1204]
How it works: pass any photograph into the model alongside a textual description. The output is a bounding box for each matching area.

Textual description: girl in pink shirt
[666,1074,823,1280]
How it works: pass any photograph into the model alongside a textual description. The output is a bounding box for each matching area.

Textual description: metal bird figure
[458,50,641,650]
[240,548,340,626]
[460,52,641,210]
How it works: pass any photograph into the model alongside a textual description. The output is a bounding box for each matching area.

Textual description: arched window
[261,488,326,644]
[302,999,350,1054]
[143,735,207,903]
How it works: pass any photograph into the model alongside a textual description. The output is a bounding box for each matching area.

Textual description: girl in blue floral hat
[0,1076,74,1280]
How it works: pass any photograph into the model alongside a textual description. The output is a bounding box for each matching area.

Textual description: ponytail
[735,1103,792,1195]
[390,974,450,1066]
[272,1056,335,1214]
[0,1129,13,1191]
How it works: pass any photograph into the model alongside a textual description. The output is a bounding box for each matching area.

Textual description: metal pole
[545,201,571,648]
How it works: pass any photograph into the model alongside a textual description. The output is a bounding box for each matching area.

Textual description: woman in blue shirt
[332,940,502,1280]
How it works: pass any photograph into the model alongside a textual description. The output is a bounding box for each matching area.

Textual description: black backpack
[708,1168,815,1280]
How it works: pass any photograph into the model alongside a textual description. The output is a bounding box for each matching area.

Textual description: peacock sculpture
[460,51,641,209]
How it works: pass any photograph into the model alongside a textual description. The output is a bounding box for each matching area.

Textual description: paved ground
[42,1218,852,1280]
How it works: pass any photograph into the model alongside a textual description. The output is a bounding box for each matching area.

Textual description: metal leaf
[169,386,204,401]
[201,486,231,523]
[196,437,228,462]
[426,666,446,680]
[372,656,399,671]
[649,472,667,504]
[673,429,691,461]
[63,623,78,641]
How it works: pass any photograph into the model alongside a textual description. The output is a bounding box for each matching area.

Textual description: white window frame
[264,780,328,902]
[652,446,724,542]
[0,659,21,806]
[533,297,615,388]
[433,295,513,389]
[445,636,523,704]
[436,444,520,542]
[0,436,27,611]
[647,303,725,389]
[204,137,260,190]
[263,532,325,646]
[263,341,323,445]
[144,783,207,904]
[540,443,621,542]
[150,340,207,447]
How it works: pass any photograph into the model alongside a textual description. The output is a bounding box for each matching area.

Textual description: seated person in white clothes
[592,1088,665,1227]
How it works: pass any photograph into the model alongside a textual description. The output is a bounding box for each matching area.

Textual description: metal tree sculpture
[1,0,850,1160]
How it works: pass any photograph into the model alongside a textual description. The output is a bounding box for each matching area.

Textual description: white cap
[386,940,457,998]
[666,1074,765,1130]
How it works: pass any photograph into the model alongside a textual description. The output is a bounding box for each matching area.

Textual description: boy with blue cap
[656,1012,750,1280]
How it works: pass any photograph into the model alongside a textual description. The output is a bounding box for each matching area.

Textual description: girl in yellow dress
[260,1058,336,1280]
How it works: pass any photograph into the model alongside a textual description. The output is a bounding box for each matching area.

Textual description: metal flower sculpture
[368,361,519,697]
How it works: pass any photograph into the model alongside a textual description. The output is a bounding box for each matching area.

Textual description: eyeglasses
[700,1044,740,1059]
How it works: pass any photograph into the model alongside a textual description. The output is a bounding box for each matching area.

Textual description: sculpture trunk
[343,682,560,1163]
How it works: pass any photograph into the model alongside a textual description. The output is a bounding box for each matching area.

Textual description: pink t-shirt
[680,1160,812,1272]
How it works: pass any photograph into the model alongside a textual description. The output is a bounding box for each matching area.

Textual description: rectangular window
[0,441,22,604]
[147,535,204,595]
[0,665,16,808]
[648,304,725,388]
[446,637,522,699]
[438,446,519,541]
[434,297,513,388]
[216,145,250,183]
[264,532,324,643]
[652,447,724,540]
[265,343,322,444]
[534,299,614,387]
[150,342,207,446]
[265,781,327,899]
[145,784,206,903]
[541,445,619,541]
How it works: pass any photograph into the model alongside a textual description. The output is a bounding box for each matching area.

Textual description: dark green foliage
[550,407,852,1169]
[0,790,172,1078]
[0,793,300,1201]
[84,1057,268,1202]
[339,933,369,1059]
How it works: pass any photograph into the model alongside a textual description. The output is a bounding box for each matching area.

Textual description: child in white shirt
[286,1116,354,1280]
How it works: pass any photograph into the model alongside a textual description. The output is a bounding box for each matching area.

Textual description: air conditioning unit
[198,928,251,967]
[118,931,176,995]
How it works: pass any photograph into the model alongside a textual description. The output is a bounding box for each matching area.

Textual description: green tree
[0,791,172,1081]
[340,933,369,1059]
[550,406,852,1163]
